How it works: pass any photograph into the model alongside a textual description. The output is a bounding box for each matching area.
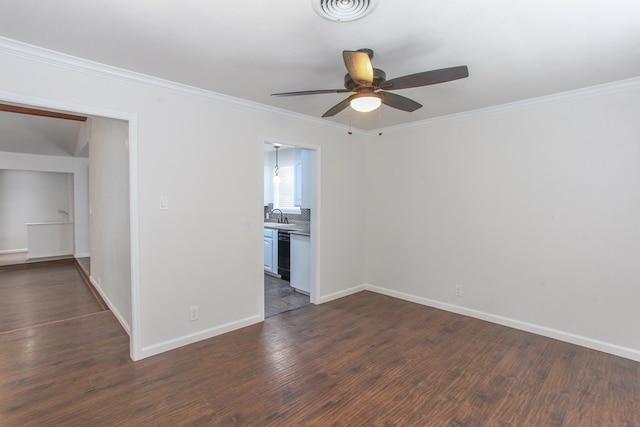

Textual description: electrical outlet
[455,285,463,297]
[189,306,199,322]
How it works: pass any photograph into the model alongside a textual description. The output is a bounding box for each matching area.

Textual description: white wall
[0,151,90,256]
[0,40,368,359]
[0,169,72,251]
[3,39,638,361]
[89,117,132,331]
[365,85,640,360]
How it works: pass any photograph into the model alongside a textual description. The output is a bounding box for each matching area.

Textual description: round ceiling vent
[311,0,379,22]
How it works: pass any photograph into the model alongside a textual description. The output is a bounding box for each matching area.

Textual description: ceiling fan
[271,48,469,117]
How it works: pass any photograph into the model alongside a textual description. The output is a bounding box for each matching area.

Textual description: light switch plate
[160,195,169,211]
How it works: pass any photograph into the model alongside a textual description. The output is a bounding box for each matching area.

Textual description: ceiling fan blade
[343,50,374,86]
[271,89,350,96]
[380,65,469,90]
[322,97,352,117]
[379,91,422,112]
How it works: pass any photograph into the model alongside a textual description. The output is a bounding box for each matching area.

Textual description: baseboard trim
[0,248,28,254]
[318,284,367,304]
[364,284,640,362]
[139,314,263,360]
[89,275,132,336]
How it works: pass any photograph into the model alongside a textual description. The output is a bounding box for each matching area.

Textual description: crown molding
[0,37,367,136]
[3,36,637,138]
[379,76,640,135]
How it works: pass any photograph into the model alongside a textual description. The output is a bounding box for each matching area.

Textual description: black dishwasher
[278,231,290,281]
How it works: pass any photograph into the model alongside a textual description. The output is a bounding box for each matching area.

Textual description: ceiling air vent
[311,0,379,22]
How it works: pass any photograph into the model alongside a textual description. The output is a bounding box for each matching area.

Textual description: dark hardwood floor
[1,263,639,425]
[0,258,107,333]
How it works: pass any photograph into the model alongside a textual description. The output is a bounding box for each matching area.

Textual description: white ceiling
[0,111,86,158]
[0,0,639,132]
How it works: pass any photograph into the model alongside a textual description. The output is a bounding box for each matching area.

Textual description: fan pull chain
[378,104,383,136]
[348,108,353,135]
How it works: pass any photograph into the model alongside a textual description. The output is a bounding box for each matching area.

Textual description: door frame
[0,90,141,360]
[262,137,321,307]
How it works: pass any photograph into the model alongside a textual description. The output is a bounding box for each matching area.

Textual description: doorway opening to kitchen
[263,141,318,318]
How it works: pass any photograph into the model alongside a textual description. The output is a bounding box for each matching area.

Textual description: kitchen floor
[264,273,310,318]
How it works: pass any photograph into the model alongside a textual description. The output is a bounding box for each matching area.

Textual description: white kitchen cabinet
[264,165,273,206]
[294,148,315,209]
[290,233,310,294]
[301,149,314,209]
[294,152,302,207]
[263,227,278,274]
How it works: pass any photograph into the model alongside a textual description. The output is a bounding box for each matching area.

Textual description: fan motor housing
[344,68,386,90]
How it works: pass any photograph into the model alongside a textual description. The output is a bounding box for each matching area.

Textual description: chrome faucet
[269,209,284,223]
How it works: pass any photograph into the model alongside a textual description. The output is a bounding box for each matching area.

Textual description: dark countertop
[264,222,310,236]
[288,230,311,237]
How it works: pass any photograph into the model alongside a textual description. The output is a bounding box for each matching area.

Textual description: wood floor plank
[0,263,105,333]
[518,343,581,426]
[1,279,639,426]
[564,348,640,426]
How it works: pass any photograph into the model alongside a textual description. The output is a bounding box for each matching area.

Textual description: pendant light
[273,145,281,184]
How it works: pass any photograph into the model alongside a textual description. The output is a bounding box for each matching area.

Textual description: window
[274,165,300,213]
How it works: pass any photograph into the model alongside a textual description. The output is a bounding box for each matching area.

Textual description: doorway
[0,96,139,359]
[263,141,318,317]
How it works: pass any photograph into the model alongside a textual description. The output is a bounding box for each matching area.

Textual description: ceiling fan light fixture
[311,0,379,22]
[350,94,381,112]
[271,47,468,119]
